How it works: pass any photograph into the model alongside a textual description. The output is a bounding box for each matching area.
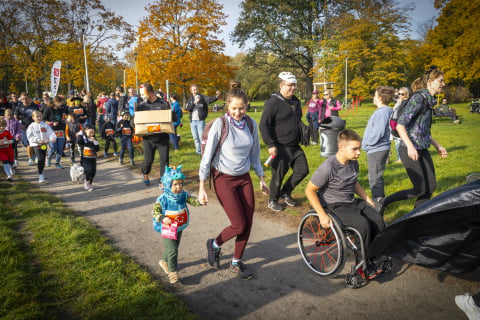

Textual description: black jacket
[259,93,302,148]
[185,94,218,121]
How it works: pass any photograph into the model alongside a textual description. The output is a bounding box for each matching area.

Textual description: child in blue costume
[152,165,200,283]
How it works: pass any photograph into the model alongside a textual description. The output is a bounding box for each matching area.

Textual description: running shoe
[206,239,221,269]
[229,261,255,280]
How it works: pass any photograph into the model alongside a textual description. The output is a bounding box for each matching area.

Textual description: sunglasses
[399,93,406,96]
[324,93,329,96]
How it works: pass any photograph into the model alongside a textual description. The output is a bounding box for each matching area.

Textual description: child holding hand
[151,165,200,284]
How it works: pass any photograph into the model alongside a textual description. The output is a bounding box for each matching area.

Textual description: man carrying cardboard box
[135,83,177,186]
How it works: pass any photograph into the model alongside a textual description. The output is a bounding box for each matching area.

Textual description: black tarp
[369,180,480,273]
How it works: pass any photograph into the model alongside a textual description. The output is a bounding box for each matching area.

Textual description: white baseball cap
[278,72,297,84]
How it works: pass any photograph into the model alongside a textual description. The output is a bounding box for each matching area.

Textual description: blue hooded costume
[152,165,199,233]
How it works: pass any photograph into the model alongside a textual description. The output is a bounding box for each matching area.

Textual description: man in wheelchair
[305,129,387,278]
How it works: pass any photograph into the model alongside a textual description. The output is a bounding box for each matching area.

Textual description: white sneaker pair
[84,179,94,191]
[456,293,480,320]
[38,174,46,183]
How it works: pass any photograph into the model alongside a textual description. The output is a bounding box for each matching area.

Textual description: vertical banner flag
[50,60,62,97]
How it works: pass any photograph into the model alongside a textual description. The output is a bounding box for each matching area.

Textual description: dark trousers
[367,150,390,199]
[213,170,255,260]
[384,146,436,208]
[308,118,319,144]
[120,137,134,160]
[169,125,179,150]
[141,137,169,179]
[162,231,183,272]
[33,147,47,174]
[82,157,96,183]
[327,199,385,252]
[12,141,18,160]
[104,136,118,153]
[269,144,309,202]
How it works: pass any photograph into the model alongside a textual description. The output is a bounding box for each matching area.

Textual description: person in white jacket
[26,110,57,183]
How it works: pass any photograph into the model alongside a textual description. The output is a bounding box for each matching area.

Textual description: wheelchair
[297,209,392,289]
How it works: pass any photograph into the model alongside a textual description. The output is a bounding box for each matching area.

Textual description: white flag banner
[50,60,62,97]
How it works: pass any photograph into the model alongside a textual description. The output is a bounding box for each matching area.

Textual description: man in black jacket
[259,72,309,212]
[135,83,176,186]
[185,84,220,155]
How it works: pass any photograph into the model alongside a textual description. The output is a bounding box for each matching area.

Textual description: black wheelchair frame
[297,210,391,288]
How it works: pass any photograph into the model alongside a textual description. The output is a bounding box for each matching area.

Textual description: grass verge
[0,180,197,320]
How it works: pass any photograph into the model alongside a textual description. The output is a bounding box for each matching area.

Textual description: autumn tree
[316,0,412,99]
[134,0,234,101]
[232,0,330,95]
[421,0,480,97]
[0,0,134,97]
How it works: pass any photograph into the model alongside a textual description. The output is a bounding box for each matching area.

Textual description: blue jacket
[171,101,182,126]
[105,98,119,119]
[362,105,393,154]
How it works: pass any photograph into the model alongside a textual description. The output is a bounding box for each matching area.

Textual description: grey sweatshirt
[199,117,264,181]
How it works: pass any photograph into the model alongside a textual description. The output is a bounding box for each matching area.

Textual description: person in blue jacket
[169,93,182,150]
[362,86,394,210]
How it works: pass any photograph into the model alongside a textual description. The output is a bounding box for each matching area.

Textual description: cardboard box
[134,110,174,136]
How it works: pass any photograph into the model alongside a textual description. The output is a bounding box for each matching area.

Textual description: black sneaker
[268,200,284,212]
[229,261,254,280]
[281,194,296,207]
[206,239,221,269]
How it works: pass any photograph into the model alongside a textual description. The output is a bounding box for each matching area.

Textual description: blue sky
[102,0,439,57]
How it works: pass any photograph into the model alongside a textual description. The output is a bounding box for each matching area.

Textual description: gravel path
[15,150,478,320]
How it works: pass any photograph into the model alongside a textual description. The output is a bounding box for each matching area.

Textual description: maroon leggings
[213,170,255,260]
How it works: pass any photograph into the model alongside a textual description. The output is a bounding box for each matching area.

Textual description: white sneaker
[38,174,45,183]
[28,159,35,166]
[84,180,89,190]
[455,293,480,320]
[6,175,13,182]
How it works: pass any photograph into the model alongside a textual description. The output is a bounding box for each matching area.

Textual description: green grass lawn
[1,99,479,318]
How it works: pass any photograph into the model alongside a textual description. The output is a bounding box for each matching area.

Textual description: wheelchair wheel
[297,211,346,277]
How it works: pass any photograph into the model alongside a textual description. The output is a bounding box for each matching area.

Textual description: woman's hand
[407,144,419,161]
[198,182,208,205]
[436,145,448,158]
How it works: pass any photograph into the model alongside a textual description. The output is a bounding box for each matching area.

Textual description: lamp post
[79,20,90,93]
[133,52,138,95]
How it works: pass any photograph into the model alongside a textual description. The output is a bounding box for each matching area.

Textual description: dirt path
[15,150,478,320]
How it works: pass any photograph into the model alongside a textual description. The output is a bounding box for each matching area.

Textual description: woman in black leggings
[380,66,448,214]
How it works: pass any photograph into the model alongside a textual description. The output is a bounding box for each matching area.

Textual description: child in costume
[116,111,135,165]
[151,165,200,284]
[65,114,82,163]
[4,109,22,168]
[26,110,57,183]
[0,117,15,181]
[77,125,99,191]
[100,115,118,158]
